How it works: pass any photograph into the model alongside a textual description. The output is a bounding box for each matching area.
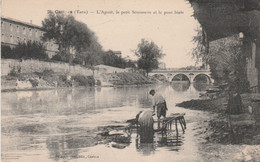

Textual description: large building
[1,17,58,57]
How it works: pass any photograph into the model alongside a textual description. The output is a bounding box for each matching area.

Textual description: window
[1,34,4,42]
[35,30,38,37]
[1,21,3,29]
[10,35,13,43]
[10,24,12,32]
[23,27,26,34]
[17,25,19,33]
[29,29,32,36]
[23,38,26,43]
[17,37,20,43]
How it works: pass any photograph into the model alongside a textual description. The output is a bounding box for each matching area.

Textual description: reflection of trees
[170,83,190,92]
[194,74,210,83]
[172,74,189,81]
[193,83,210,92]
[3,86,157,116]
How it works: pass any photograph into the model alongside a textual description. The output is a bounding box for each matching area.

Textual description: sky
[1,0,201,68]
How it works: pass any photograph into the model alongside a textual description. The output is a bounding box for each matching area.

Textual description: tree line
[2,11,164,74]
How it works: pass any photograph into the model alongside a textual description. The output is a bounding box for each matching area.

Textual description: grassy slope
[101,72,152,85]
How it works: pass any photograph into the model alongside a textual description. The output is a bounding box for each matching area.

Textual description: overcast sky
[2,0,201,68]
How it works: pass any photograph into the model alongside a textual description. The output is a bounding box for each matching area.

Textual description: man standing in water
[149,89,168,128]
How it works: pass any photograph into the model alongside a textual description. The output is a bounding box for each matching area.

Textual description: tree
[191,27,209,66]
[101,50,127,68]
[191,28,249,92]
[42,10,93,55]
[134,39,165,76]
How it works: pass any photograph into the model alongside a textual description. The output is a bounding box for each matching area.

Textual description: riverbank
[1,70,153,92]
[177,93,260,144]
[176,93,260,161]
[100,72,152,86]
[1,69,95,91]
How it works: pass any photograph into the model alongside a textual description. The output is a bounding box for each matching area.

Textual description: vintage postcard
[1,0,260,161]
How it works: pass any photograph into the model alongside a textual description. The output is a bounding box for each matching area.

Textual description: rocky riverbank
[100,72,152,86]
[1,69,96,92]
[176,94,260,161]
[1,70,154,91]
[177,94,260,144]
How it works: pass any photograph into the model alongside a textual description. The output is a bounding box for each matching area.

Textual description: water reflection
[170,82,190,92]
[193,83,211,92]
[136,139,155,155]
[135,129,184,155]
[2,83,211,161]
[2,86,154,117]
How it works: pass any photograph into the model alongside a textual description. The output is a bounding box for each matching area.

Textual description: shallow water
[2,83,213,162]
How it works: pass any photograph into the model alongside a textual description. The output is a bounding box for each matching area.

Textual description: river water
[2,83,214,162]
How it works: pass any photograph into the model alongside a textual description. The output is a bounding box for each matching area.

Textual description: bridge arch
[171,73,190,83]
[193,73,212,83]
[150,73,168,82]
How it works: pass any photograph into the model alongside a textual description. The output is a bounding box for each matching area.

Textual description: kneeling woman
[136,110,154,143]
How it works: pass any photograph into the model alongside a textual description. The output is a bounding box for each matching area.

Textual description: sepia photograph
[1,0,260,161]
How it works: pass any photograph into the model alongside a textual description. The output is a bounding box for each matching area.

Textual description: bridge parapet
[149,69,213,83]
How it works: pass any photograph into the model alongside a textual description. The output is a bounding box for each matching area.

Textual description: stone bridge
[149,69,213,83]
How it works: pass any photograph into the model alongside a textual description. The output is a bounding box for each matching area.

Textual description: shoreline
[1,83,155,93]
[176,94,260,145]
[1,70,155,93]
[176,95,260,161]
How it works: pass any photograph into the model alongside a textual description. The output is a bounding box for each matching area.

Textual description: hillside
[100,72,152,86]
[1,69,95,91]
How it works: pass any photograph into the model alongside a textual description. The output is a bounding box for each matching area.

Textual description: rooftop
[1,16,43,30]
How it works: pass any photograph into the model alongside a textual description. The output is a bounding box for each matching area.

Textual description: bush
[51,54,63,62]
[96,80,101,86]
[13,41,49,60]
[58,75,72,87]
[1,45,13,58]
[51,52,72,63]
[72,57,83,65]
[72,75,95,86]
[8,67,18,76]
[29,79,39,87]
[2,41,49,60]
[42,69,55,76]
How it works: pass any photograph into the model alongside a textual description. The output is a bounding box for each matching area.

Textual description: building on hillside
[158,62,166,69]
[1,17,59,58]
[112,51,122,57]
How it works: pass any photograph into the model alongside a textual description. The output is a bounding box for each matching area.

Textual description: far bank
[1,59,156,92]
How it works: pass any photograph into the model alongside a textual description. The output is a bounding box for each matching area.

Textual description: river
[1,83,214,162]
